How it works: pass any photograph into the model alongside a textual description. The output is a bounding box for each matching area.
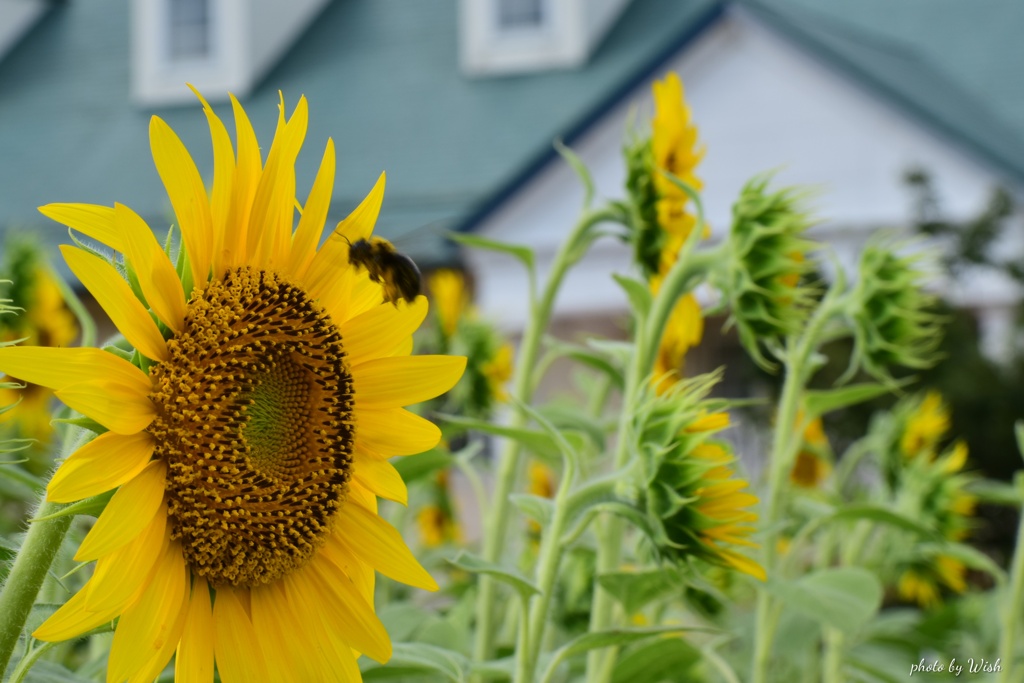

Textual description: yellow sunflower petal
[251,580,321,682]
[74,460,166,561]
[287,139,336,279]
[284,573,364,681]
[33,578,124,642]
[213,587,268,683]
[35,511,168,642]
[150,116,213,284]
[107,541,187,683]
[249,96,307,269]
[115,203,187,332]
[296,555,392,663]
[38,203,121,251]
[0,346,150,395]
[353,355,466,408]
[190,86,236,279]
[302,172,386,299]
[340,296,427,364]
[56,381,155,435]
[60,246,168,362]
[175,577,214,683]
[354,407,441,457]
[48,431,154,503]
[719,549,766,581]
[225,94,263,267]
[84,506,168,612]
[352,450,407,504]
[332,500,437,591]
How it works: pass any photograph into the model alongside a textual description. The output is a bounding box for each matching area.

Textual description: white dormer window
[460,0,633,76]
[497,0,545,30]
[131,0,330,106]
[168,0,211,62]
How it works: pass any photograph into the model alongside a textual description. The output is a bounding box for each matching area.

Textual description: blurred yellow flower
[652,286,703,395]
[898,555,967,609]
[528,461,556,499]
[789,415,832,489]
[901,390,950,458]
[651,72,704,223]
[0,264,77,442]
[428,268,469,338]
[482,342,514,404]
[417,505,461,548]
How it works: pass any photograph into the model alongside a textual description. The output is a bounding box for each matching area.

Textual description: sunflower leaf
[541,626,709,683]
[763,567,883,634]
[554,139,595,209]
[543,337,625,389]
[965,479,1022,507]
[611,638,701,683]
[362,642,467,682]
[390,448,452,484]
[596,568,684,616]
[613,274,652,319]
[827,504,942,541]
[509,493,553,527]
[803,381,906,419]
[448,550,540,604]
[919,541,1007,586]
[437,414,561,462]
[447,233,534,279]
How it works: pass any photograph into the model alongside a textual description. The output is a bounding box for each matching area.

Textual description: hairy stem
[0,501,72,677]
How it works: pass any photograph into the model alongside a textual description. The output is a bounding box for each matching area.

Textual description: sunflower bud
[850,240,943,381]
[722,176,816,369]
[635,374,765,580]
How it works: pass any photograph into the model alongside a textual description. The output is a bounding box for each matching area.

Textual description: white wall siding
[464,7,1014,333]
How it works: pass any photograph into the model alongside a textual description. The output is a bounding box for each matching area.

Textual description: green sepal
[30,491,115,522]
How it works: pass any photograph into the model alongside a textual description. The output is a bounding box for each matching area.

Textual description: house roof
[0,0,1022,268]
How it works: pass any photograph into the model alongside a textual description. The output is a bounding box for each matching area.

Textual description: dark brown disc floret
[148,267,354,587]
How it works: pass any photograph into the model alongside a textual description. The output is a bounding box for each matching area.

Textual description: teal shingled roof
[0,0,720,267]
[1,0,1024,269]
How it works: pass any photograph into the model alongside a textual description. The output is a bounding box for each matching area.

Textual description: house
[0,0,1021,357]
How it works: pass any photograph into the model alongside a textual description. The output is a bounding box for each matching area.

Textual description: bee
[347,236,422,306]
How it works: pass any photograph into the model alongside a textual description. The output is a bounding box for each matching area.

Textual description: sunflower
[625,72,706,281]
[0,92,465,682]
[638,377,764,581]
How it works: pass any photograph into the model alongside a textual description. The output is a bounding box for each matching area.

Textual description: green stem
[998,491,1024,683]
[586,242,719,683]
[8,641,58,683]
[751,292,842,683]
[515,443,576,683]
[0,500,72,677]
[472,207,616,665]
[822,628,844,683]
